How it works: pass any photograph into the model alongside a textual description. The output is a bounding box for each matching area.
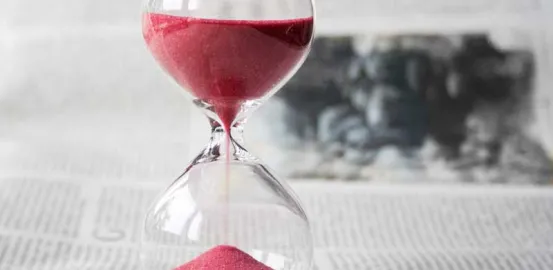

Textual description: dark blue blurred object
[276,34,538,168]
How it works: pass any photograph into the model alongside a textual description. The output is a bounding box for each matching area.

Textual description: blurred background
[0,0,552,184]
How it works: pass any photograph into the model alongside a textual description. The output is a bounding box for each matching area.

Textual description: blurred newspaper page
[1,178,552,269]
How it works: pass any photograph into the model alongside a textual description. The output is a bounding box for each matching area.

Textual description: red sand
[174,245,273,270]
[142,13,313,130]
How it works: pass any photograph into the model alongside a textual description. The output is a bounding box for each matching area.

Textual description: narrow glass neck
[210,120,245,145]
[194,119,253,163]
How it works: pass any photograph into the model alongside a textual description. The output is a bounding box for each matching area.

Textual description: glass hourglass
[140,0,314,269]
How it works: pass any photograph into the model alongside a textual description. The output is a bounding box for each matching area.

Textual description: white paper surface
[1,176,552,269]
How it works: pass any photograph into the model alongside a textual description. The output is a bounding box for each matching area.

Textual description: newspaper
[1,176,552,270]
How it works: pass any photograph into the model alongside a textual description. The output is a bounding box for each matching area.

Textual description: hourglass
[140,0,315,269]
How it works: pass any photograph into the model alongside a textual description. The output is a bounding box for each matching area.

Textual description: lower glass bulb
[140,129,313,270]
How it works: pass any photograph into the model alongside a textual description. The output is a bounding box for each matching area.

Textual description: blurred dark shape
[449,35,509,103]
[425,66,466,160]
[427,35,511,160]
[363,84,427,149]
[277,37,354,140]
[281,83,342,141]
[273,33,552,182]
[365,49,433,93]
[452,36,534,168]
[318,104,356,143]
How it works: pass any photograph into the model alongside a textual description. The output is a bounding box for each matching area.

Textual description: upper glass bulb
[142,0,314,126]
